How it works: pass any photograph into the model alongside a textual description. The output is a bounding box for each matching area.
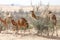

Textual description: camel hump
[21,18,27,22]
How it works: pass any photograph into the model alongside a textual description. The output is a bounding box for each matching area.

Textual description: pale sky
[0,0,60,6]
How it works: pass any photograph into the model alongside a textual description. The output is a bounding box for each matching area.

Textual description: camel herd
[0,9,58,36]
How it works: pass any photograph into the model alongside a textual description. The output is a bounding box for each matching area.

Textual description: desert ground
[0,28,59,40]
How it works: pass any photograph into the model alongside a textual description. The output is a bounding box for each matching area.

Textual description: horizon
[0,0,60,6]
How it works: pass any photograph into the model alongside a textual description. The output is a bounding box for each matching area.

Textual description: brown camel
[11,19,18,34]
[17,18,29,33]
[30,11,37,19]
[11,18,29,34]
[30,11,41,20]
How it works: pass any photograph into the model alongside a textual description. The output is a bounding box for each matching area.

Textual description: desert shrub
[32,17,54,33]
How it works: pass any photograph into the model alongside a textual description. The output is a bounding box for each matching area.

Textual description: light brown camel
[0,17,13,33]
[40,11,58,36]
[48,11,58,36]
[0,17,8,33]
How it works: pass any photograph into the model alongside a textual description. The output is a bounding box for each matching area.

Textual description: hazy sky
[0,0,60,6]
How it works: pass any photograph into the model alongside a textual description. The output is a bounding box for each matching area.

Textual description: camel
[11,19,18,34]
[17,18,29,34]
[48,11,58,36]
[0,17,8,33]
[0,12,14,33]
[0,16,13,33]
[41,10,58,36]
[30,11,41,20]
[30,11,37,19]
[11,18,29,35]
[17,18,28,29]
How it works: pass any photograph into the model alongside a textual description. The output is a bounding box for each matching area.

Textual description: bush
[32,17,54,33]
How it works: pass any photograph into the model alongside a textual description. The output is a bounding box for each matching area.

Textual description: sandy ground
[0,29,60,40]
[0,33,57,40]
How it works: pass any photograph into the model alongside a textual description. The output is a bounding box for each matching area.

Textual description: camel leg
[12,26,18,35]
[15,26,18,34]
[0,23,2,33]
[47,27,49,36]
[5,26,9,33]
[55,26,58,36]
[28,29,31,35]
[12,26,18,36]
[6,24,10,33]
[51,26,54,36]
[20,30,22,34]
[47,30,49,36]
[22,27,27,36]
[0,26,2,33]
[12,30,18,37]
[24,29,26,35]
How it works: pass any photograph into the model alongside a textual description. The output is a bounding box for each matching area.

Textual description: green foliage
[32,17,54,32]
